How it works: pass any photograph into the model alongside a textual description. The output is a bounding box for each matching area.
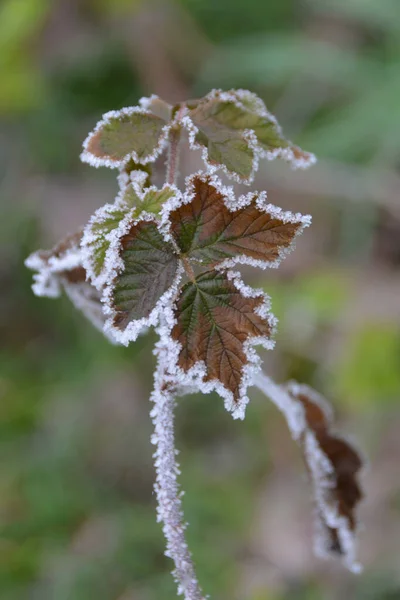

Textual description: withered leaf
[108,220,179,334]
[286,383,363,571]
[81,108,168,168]
[169,174,306,269]
[171,270,273,404]
[187,90,314,181]
[25,231,84,298]
[25,232,116,341]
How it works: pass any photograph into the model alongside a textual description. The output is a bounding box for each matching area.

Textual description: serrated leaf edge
[80,106,171,169]
[181,88,316,185]
[99,211,183,346]
[157,269,277,420]
[160,171,312,270]
[81,182,181,290]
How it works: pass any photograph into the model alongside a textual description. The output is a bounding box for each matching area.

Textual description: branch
[150,344,205,600]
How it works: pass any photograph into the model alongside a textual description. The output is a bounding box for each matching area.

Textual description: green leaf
[171,269,273,408]
[81,108,168,168]
[168,174,308,268]
[82,184,177,289]
[82,203,131,288]
[106,220,179,343]
[187,90,314,181]
[132,185,177,218]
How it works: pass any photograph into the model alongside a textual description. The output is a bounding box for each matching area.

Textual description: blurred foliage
[334,324,400,408]
[1,0,400,598]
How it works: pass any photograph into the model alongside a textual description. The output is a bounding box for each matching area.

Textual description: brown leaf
[287,384,363,570]
[168,174,307,269]
[171,270,274,408]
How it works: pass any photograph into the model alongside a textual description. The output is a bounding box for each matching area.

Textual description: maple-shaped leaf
[25,233,116,342]
[183,89,315,183]
[286,383,363,572]
[167,173,310,269]
[103,219,181,345]
[81,100,171,169]
[169,270,275,416]
[81,175,177,290]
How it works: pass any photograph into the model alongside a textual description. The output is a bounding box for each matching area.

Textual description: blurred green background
[1,0,400,598]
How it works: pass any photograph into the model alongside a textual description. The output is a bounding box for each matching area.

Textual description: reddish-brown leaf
[168,175,306,269]
[171,270,273,404]
[287,384,363,567]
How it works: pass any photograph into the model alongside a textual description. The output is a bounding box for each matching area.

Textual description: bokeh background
[1,0,400,598]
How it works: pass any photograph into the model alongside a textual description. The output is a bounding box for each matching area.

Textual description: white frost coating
[180,113,259,186]
[158,269,277,420]
[150,347,205,600]
[253,374,362,573]
[25,243,118,343]
[161,171,311,271]
[25,247,81,298]
[99,204,183,346]
[80,106,171,169]
[81,181,181,291]
[304,431,362,574]
[81,202,131,291]
[180,88,316,185]
[138,94,160,110]
[104,262,183,347]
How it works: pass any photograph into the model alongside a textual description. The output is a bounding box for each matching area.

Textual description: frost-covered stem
[150,350,205,600]
[252,370,305,440]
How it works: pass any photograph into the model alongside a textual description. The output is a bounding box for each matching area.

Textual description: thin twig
[166,127,182,187]
[166,105,186,186]
[150,345,205,600]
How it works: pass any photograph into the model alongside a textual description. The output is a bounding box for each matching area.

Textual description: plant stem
[150,347,205,600]
[166,106,185,186]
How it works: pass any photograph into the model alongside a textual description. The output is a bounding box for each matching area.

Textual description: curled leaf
[25,233,116,341]
[184,89,316,183]
[169,270,276,418]
[104,219,181,345]
[25,232,84,298]
[81,106,170,169]
[167,173,310,269]
[286,383,363,572]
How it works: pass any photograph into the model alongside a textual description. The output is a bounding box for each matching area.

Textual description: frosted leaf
[182,89,316,184]
[139,94,173,122]
[160,270,276,419]
[25,231,84,298]
[166,172,311,270]
[286,383,363,572]
[81,181,178,290]
[81,106,171,169]
[252,374,363,572]
[103,217,182,346]
[25,232,116,342]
